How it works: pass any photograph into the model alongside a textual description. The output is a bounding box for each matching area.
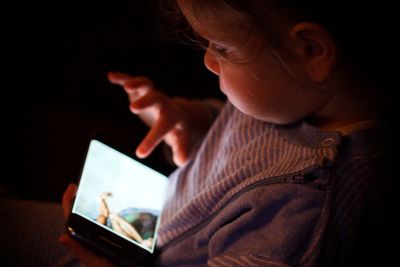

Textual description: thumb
[62,183,77,219]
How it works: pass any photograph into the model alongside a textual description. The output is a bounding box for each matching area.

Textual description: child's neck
[307,81,386,135]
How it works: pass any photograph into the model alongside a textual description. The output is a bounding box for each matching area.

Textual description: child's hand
[108,72,215,166]
[59,184,117,267]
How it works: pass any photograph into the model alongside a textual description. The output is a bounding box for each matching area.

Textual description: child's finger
[124,77,154,92]
[172,139,190,167]
[62,183,77,219]
[107,72,133,86]
[129,91,164,113]
[136,115,177,158]
[108,72,154,92]
[164,129,190,166]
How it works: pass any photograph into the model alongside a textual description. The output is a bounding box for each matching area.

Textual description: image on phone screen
[71,139,168,253]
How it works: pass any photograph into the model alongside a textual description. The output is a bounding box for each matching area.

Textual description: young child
[59,0,397,266]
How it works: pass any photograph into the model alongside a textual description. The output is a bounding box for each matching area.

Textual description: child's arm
[108,72,223,166]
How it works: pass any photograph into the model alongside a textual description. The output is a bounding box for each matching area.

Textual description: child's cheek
[218,66,245,96]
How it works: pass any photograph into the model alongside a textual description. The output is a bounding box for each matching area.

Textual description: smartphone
[66,135,169,266]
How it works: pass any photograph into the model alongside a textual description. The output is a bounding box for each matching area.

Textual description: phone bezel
[67,213,157,266]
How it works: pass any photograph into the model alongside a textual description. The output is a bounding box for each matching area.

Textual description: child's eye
[209,43,229,57]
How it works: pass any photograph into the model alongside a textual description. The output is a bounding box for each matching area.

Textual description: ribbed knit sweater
[157,101,396,266]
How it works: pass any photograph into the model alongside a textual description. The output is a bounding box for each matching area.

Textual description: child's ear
[289,22,337,82]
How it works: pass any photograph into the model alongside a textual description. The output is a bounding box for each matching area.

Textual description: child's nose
[204,48,220,76]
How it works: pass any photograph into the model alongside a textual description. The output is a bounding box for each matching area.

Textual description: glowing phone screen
[72,140,168,253]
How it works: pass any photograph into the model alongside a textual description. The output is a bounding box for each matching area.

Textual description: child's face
[178,1,331,124]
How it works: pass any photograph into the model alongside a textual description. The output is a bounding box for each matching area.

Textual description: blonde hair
[159,0,395,87]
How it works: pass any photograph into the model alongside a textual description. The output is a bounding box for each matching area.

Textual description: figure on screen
[96,192,156,249]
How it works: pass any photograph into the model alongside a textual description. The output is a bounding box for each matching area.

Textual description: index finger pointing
[136,113,177,158]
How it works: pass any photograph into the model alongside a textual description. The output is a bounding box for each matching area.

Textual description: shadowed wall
[4,0,222,202]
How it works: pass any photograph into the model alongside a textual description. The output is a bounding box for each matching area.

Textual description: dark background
[4,0,222,202]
